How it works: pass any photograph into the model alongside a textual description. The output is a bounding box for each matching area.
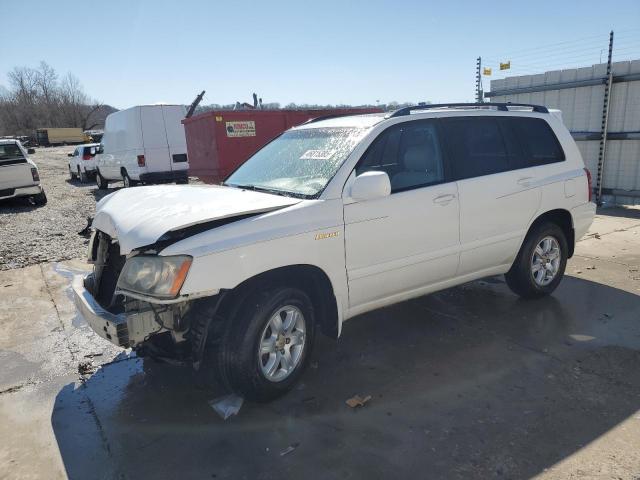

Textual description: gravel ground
[0,146,117,270]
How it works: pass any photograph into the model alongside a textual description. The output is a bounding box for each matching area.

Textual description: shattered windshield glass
[224,127,367,198]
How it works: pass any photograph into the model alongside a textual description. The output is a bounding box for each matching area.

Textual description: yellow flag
[500,61,511,70]
[483,67,492,76]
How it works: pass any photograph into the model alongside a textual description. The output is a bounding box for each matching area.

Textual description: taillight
[584,168,593,202]
[82,154,91,161]
[137,155,146,167]
[31,167,39,182]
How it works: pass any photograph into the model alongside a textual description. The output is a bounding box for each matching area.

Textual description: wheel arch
[526,208,575,257]
[217,264,341,340]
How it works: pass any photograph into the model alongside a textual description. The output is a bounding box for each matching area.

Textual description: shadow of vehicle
[596,205,640,220]
[0,196,48,210]
[51,275,640,479]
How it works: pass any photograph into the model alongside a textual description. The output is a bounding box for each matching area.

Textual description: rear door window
[502,117,565,168]
[441,117,510,180]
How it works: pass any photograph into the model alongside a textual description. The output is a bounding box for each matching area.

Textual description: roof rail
[386,102,549,118]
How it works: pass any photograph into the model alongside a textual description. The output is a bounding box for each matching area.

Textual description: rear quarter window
[504,117,565,168]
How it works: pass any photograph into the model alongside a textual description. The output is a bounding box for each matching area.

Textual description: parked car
[68,143,100,183]
[94,105,189,189]
[73,103,596,401]
[0,139,47,205]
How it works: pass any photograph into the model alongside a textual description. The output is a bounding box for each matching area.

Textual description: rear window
[505,117,565,167]
[83,146,97,157]
[441,117,510,180]
[0,143,25,160]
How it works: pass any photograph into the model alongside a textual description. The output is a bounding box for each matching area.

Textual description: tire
[69,165,76,180]
[505,222,568,299]
[217,287,316,402]
[32,190,47,206]
[122,170,137,188]
[176,178,189,185]
[78,166,88,183]
[96,170,108,190]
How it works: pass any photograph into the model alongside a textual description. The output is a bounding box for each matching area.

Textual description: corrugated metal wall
[489,60,640,205]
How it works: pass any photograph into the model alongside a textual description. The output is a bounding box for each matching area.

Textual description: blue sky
[1,0,639,109]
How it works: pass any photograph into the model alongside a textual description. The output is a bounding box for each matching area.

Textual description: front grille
[93,231,126,309]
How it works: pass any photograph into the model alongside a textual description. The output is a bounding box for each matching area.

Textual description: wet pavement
[1,208,640,479]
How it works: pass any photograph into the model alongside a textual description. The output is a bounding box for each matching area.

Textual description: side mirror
[67,153,74,157]
[27,148,36,154]
[350,171,391,202]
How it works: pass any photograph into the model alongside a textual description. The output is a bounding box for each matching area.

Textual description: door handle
[433,193,456,205]
[517,176,534,187]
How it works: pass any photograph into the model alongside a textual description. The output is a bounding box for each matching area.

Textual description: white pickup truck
[0,140,47,205]
[73,103,595,401]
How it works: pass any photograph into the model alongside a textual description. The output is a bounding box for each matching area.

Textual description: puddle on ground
[53,262,91,328]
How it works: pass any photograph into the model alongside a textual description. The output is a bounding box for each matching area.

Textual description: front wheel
[217,287,316,402]
[505,222,568,299]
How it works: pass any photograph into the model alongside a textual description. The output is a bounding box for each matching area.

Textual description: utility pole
[475,57,483,103]
[595,30,614,205]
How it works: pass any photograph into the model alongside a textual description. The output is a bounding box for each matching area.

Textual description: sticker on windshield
[300,149,336,160]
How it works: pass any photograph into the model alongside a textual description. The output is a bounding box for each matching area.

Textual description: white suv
[68,143,99,183]
[73,103,596,401]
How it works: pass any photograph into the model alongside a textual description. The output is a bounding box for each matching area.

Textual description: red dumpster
[182,108,382,183]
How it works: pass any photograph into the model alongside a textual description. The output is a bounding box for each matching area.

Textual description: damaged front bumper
[72,273,182,349]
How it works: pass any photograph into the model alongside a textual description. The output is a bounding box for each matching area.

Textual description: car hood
[92,185,301,254]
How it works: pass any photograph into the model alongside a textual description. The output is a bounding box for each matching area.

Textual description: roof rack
[386,102,549,118]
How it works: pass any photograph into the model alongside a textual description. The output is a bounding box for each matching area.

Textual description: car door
[343,119,460,312]
[440,115,541,276]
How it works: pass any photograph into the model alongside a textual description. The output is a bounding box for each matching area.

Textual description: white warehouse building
[488,60,640,205]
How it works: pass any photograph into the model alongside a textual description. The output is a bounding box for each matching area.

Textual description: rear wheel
[216,287,316,402]
[122,170,137,188]
[32,190,47,206]
[505,222,568,299]
[96,170,108,190]
[78,166,88,183]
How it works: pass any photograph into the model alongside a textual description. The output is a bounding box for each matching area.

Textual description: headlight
[117,255,192,298]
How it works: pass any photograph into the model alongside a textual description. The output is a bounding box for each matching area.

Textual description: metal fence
[487,59,640,205]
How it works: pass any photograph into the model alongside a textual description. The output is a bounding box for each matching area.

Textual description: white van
[95,105,189,189]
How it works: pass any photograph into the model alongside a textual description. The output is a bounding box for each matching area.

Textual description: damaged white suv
[73,104,595,401]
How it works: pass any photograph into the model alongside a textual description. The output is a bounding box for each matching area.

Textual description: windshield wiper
[225,183,308,199]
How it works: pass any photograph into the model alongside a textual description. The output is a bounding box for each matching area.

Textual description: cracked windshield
[225,127,368,197]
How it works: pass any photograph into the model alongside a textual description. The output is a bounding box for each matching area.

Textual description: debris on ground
[575,270,582,274]
[594,233,601,239]
[209,394,244,420]
[77,360,95,375]
[280,442,300,457]
[83,352,104,358]
[346,394,372,408]
[586,265,596,270]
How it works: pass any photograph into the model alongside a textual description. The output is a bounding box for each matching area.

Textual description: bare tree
[0,62,106,136]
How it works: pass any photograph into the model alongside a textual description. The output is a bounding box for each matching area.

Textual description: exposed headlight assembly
[117,255,192,298]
